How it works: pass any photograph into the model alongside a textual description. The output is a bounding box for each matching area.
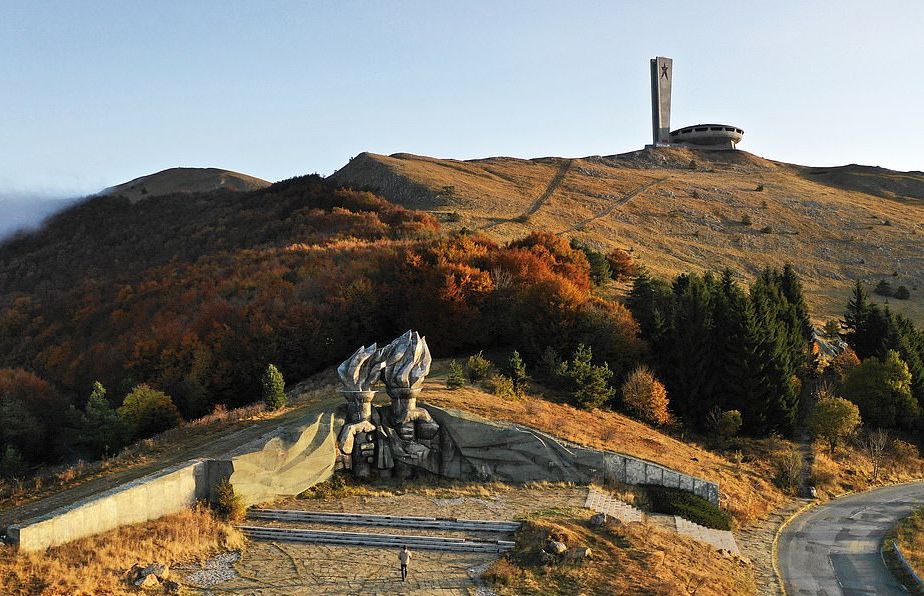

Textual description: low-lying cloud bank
[0,193,82,241]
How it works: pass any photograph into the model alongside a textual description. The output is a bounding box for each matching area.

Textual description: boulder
[590,512,608,528]
[124,564,144,584]
[134,573,160,589]
[142,562,169,580]
[546,540,567,555]
[562,547,592,562]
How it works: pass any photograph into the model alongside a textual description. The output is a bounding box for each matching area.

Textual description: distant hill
[331,148,924,323]
[100,167,270,202]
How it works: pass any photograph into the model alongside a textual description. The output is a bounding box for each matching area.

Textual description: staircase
[583,487,740,555]
[239,509,520,553]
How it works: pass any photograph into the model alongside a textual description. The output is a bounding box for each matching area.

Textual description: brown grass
[0,506,243,595]
[891,507,924,578]
[334,149,924,325]
[421,371,785,525]
[810,441,924,498]
[484,512,755,595]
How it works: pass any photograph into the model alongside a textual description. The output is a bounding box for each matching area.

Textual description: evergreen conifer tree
[664,273,716,426]
[261,364,287,410]
[446,360,466,389]
[81,381,130,458]
[508,351,529,397]
[843,281,874,357]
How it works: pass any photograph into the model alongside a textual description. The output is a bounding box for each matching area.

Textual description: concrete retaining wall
[7,461,206,552]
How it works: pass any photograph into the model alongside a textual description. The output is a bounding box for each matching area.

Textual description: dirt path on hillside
[481,159,572,230]
[557,176,668,235]
[0,396,340,530]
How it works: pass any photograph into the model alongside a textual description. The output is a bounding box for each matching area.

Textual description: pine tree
[508,351,529,397]
[711,270,760,419]
[780,264,813,342]
[81,381,130,458]
[446,360,466,389]
[565,344,615,409]
[627,268,675,347]
[261,364,287,410]
[749,274,799,434]
[664,273,715,426]
[843,280,874,357]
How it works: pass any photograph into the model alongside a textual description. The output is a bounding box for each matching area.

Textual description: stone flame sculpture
[336,330,443,479]
[336,344,385,477]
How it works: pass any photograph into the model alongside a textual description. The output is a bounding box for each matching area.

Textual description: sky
[1,1,922,233]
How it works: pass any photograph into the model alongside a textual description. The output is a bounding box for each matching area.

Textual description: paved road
[778,481,924,595]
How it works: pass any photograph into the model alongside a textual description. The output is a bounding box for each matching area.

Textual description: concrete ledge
[8,460,205,552]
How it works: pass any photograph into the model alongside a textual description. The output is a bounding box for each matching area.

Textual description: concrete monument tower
[650,56,672,146]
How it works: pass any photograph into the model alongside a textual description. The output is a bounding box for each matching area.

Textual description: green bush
[214,479,245,522]
[466,351,492,384]
[642,484,732,530]
[262,363,287,410]
[539,347,567,385]
[446,360,466,389]
[117,384,183,439]
[570,239,611,286]
[895,285,910,300]
[874,279,894,297]
[488,374,517,400]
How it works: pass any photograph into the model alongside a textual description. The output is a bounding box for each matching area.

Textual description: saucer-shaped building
[669,124,744,150]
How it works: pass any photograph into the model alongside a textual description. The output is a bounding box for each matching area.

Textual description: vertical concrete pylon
[650,56,672,146]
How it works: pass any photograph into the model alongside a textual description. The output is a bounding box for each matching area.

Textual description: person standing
[398,545,411,581]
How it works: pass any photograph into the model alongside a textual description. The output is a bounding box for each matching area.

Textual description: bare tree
[862,428,891,481]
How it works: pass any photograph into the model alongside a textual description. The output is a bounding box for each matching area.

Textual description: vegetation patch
[883,506,924,590]
[642,484,732,530]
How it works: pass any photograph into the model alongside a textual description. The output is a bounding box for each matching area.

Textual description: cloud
[0,192,82,240]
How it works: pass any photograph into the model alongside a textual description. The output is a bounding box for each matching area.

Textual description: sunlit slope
[332,148,924,323]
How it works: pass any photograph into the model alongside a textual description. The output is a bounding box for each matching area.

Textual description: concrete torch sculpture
[336,331,443,478]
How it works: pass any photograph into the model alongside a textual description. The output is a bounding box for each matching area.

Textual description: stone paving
[735,498,805,596]
[197,540,493,595]
[180,485,584,595]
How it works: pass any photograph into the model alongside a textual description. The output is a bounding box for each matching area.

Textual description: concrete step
[673,516,740,555]
[247,509,521,533]
[238,525,516,553]
[583,487,645,523]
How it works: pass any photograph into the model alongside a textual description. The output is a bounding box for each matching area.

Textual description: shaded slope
[101,167,270,202]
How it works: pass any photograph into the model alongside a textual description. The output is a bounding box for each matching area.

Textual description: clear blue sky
[1,0,922,204]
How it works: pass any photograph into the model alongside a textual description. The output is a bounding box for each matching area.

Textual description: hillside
[331,149,924,323]
[100,167,270,202]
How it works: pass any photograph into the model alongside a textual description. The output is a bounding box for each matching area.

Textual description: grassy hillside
[331,148,924,324]
[100,167,270,202]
